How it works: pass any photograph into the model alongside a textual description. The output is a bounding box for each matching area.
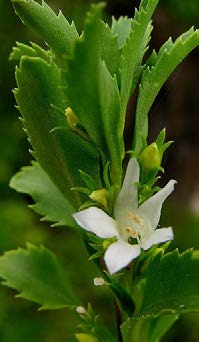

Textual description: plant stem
[115,298,123,342]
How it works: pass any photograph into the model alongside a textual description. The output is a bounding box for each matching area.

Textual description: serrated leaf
[65,4,123,185]
[15,56,100,208]
[12,0,79,59]
[134,27,199,153]
[121,314,179,342]
[0,244,79,309]
[141,249,199,315]
[99,20,121,78]
[10,162,76,228]
[111,16,132,48]
[10,41,50,62]
[119,0,158,116]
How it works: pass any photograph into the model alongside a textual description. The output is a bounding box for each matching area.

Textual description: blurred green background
[0,0,199,341]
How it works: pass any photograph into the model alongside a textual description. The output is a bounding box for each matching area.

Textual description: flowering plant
[1,0,199,340]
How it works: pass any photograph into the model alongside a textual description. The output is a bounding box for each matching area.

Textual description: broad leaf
[111,16,132,48]
[133,27,199,153]
[141,249,199,315]
[119,0,158,116]
[121,314,179,342]
[15,56,100,208]
[65,4,123,185]
[10,162,76,228]
[0,244,79,309]
[12,0,79,59]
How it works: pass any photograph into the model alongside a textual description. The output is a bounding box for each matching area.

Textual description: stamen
[125,227,132,234]
[131,229,138,238]
[133,215,144,226]
[127,212,144,226]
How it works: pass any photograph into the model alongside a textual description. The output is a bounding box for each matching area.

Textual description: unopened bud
[65,107,89,141]
[140,142,161,171]
[76,306,86,314]
[93,277,105,286]
[89,189,109,210]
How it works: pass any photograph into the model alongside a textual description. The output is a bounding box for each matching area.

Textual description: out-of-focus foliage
[0,0,199,341]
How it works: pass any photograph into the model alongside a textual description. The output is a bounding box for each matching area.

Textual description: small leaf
[12,0,79,59]
[10,162,76,228]
[10,41,50,62]
[0,244,79,309]
[119,0,158,117]
[141,249,199,315]
[99,20,121,79]
[133,27,199,153]
[111,16,132,48]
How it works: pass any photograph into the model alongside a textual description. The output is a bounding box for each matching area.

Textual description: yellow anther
[127,212,134,220]
[132,229,139,238]
[127,212,144,226]
[125,227,132,234]
[133,215,144,226]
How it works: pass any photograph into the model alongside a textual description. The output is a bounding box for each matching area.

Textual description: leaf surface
[133,27,199,153]
[12,0,79,59]
[10,162,76,228]
[65,4,123,185]
[119,0,158,117]
[15,56,100,208]
[0,244,79,309]
[141,249,199,315]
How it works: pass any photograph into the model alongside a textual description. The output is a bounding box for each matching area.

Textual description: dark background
[0,0,199,340]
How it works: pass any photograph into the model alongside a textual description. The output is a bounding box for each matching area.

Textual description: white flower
[73,158,176,274]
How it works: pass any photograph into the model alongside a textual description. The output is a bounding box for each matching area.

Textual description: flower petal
[138,180,176,230]
[104,240,141,274]
[72,207,119,239]
[141,227,174,250]
[114,158,140,220]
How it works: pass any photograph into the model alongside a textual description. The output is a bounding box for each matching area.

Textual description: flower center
[122,211,148,244]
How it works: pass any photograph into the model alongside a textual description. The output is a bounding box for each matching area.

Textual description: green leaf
[121,314,179,342]
[141,249,199,315]
[12,0,79,59]
[10,162,76,228]
[0,244,79,309]
[133,27,199,153]
[65,4,123,185]
[99,20,121,79]
[15,56,100,208]
[119,0,158,116]
[111,16,132,48]
[10,41,50,62]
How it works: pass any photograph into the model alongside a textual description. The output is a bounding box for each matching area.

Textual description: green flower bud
[89,189,109,210]
[65,107,89,141]
[140,142,161,171]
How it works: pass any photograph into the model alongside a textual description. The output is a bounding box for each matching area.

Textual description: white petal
[141,227,174,250]
[114,158,140,220]
[104,240,141,274]
[72,207,119,239]
[138,180,176,230]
